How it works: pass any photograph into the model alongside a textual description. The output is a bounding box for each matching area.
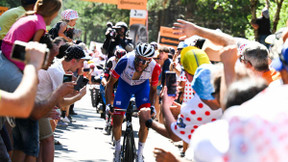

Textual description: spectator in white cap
[49,9,79,42]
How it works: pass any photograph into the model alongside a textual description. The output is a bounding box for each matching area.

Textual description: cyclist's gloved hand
[150,106,156,119]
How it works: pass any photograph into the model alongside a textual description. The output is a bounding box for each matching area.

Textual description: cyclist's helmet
[135,43,155,58]
[114,48,127,59]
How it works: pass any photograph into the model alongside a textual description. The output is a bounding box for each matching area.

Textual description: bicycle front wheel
[122,131,135,162]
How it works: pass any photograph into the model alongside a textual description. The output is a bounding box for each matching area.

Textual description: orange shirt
[262,69,281,84]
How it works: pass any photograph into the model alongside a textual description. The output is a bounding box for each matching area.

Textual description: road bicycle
[112,100,153,162]
[114,102,138,162]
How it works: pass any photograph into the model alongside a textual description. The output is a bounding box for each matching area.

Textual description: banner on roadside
[81,0,117,4]
[158,26,184,49]
[129,9,147,26]
[117,0,147,10]
[81,0,147,10]
[0,6,8,16]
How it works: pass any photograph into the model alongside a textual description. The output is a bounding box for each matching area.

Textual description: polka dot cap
[170,93,223,143]
[65,45,85,60]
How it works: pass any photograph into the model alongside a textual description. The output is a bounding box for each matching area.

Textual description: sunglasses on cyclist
[135,56,151,65]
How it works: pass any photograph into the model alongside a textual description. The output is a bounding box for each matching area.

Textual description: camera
[165,71,177,97]
[74,75,89,91]
[106,27,117,39]
[11,40,50,68]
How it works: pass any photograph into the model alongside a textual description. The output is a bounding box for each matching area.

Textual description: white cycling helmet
[61,9,79,20]
[135,43,155,58]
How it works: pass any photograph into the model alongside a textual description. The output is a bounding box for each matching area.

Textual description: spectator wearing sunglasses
[240,42,281,84]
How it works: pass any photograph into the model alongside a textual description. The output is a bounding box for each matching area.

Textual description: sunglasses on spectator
[135,56,151,65]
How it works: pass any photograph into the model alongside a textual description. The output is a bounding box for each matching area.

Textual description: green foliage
[194,0,251,37]
[0,0,20,8]
[271,0,288,30]
[147,0,168,11]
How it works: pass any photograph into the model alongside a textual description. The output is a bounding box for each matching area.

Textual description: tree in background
[1,0,287,44]
[0,1,19,8]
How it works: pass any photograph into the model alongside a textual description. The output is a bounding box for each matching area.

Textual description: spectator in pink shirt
[1,0,62,71]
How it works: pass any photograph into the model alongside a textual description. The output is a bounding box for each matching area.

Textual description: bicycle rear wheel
[122,131,135,162]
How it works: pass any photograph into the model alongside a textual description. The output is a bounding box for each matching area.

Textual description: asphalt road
[54,87,183,162]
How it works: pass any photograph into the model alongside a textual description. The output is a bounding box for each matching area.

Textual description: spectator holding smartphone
[0,42,46,117]
[36,41,90,162]
[0,1,62,160]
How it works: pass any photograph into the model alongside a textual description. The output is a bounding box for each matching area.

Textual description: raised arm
[58,85,87,107]
[30,82,75,120]
[0,42,46,117]
[161,86,182,142]
[173,19,236,47]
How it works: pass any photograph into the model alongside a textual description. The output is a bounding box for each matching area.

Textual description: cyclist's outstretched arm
[106,76,118,105]
[139,108,170,138]
[149,85,157,106]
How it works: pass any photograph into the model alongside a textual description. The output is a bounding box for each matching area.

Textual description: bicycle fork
[121,121,136,162]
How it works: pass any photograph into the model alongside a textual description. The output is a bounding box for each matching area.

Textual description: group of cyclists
[85,20,162,162]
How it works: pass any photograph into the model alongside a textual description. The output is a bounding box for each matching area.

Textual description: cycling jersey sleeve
[151,63,161,87]
[111,58,127,79]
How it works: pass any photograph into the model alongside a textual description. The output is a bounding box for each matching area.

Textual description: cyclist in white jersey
[106,43,161,162]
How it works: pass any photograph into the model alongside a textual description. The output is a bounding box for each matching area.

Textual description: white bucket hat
[61,9,79,20]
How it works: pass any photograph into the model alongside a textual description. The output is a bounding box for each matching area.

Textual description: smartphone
[74,75,89,91]
[11,40,50,68]
[63,74,72,83]
[165,71,177,97]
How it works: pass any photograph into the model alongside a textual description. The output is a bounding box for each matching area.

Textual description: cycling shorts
[113,78,151,115]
